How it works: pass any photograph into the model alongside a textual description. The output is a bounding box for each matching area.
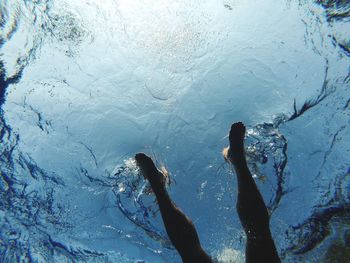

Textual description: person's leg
[223,122,280,263]
[135,153,213,263]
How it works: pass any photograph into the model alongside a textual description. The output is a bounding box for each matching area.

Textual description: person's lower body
[224,122,280,263]
[134,122,280,263]
[135,153,213,263]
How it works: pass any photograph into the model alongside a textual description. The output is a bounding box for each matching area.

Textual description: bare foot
[135,153,165,189]
[223,122,246,164]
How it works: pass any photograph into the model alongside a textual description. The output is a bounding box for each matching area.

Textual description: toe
[135,153,151,164]
[135,153,157,173]
[135,152,147,162]
[229,122,246,141]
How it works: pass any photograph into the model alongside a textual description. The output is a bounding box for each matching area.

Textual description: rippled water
[0,0,349,262]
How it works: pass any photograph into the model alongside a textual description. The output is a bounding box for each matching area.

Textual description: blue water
[1,0,349,262]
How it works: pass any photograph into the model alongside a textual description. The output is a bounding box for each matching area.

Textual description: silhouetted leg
[135,153,213,263]
[223,122,280,263]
